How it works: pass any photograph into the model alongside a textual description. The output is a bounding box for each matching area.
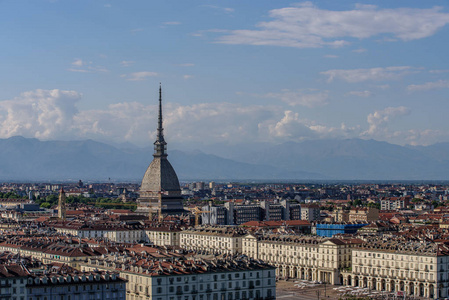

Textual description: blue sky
[1,0,449,150]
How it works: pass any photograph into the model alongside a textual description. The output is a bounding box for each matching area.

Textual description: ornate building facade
[136,86,184,217]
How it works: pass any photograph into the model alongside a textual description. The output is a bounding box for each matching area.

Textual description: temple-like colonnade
[341,273,437,298]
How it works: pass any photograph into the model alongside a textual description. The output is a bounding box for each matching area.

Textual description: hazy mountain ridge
[232,139,449,180]
[0,136,448,181]
[0,136,321,181]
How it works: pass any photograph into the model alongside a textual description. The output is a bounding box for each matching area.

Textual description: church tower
[58,187,66,220]
[136,85,184,218]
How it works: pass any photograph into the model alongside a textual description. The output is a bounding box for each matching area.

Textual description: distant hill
[0,136,322,181]
[232,139,449,180]
[1,136,449,181]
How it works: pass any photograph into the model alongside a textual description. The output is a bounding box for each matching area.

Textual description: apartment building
[179,226,247,255]
[300,204,321,221]
[0,261,126,300]
[346,237,449,299]
[81,253,276,300]
[144,224,182,246]
[348,207,379,222]
[381,197,410,210]
[0,237,115,269]
[242,233,363,285]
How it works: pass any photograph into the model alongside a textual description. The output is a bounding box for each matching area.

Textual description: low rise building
[242,233,363,284]
[179,226,247,255]
[315,222,368,237]
[144,224,182,246]
[345,237,449,299]
[348,207,379,222]
[81,252,276,300]
[0,260,126,300]
[300,204,321,221]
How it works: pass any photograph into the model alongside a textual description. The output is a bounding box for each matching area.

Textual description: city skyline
[1,1,449,150]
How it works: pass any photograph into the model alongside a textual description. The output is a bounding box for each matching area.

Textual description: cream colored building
[331,208,349,222]
[179,226,246,255]
[52,222,145,243]
[0,239,105,270]
[106,228,145,243]
[144,225,181,246]
[81,253,276,300]
[343,237,449,299]
[348,207,379,222]
[242,233,362,285]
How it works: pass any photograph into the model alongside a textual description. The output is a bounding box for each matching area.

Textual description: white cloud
[0,89,81,140]
[214,3,449,48]
[120,60,135,67]
[363,106,411,137]
[178,63,195,67]
[352,48,367,53]
[321,66,416,83]
[429,69,449,74]
[346,90,372,97]
[72,59,84,67]
[263,111,315,140]
[163,21,181,25]
[0,89,445,147]
[401,129,444,146]
[202,5,234,14]
[0,90,338,146]
[69,59,108,73]
[67,68,90,73]
[183,75,193,80]
[104,4,111,8]
[121,71,158,81]
[407,79,449,92]
[262,90,329,107]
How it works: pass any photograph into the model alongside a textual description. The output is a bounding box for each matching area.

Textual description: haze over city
[1,0,449,156]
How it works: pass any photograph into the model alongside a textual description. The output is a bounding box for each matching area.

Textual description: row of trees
[35,194,136,210]
[0,191,21,199]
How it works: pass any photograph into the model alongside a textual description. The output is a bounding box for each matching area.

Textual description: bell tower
[58,187,66,220]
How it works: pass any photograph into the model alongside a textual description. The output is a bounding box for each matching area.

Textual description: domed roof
[140,156,180,193]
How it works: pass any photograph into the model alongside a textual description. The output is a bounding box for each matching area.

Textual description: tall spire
[154,83,167,157]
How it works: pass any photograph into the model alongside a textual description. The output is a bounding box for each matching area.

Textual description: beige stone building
[348,207,379,222]
[331,208,349,222]
[343,237,449,298]
[179,226,247,255]
[144,224,181,247]
[81,252,276,300]
[242,233,363,285]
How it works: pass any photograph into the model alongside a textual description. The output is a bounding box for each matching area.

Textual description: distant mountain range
[0,136,449,181]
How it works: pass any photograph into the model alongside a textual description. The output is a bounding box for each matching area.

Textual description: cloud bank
[215,3,449,48]
[0,89,444,147]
